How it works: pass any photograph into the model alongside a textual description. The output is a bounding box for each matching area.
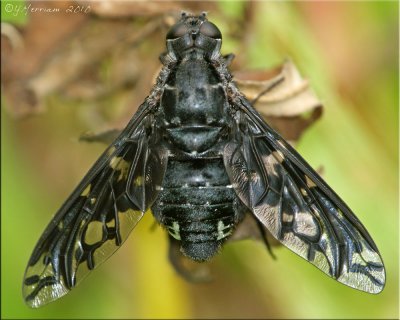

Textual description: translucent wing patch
[224,104,385,294]
[23,110,168,308]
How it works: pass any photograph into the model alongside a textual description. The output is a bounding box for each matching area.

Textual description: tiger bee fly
[23,13,385,308]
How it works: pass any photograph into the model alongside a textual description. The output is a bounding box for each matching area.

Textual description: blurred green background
[2,1,398,318]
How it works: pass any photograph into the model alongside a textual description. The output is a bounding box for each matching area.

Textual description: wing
[22,101,168,308]
[223,96,385,294]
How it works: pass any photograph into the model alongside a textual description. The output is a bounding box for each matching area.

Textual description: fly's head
[165,12,222,61]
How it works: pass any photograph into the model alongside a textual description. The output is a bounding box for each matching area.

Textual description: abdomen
[151,158,245,261]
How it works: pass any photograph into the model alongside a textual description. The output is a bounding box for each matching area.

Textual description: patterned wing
[223,97,385,294]
[22,103,168,308]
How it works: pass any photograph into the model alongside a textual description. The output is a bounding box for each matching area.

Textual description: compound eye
[166,22,189,40]
[199,21,221,39]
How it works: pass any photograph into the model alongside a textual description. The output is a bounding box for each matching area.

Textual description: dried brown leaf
[235,60,323,142]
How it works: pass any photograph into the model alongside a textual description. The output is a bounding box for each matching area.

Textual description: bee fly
[23,12,385,308]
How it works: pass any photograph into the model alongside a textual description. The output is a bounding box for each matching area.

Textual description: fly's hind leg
[229,213,280,259]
